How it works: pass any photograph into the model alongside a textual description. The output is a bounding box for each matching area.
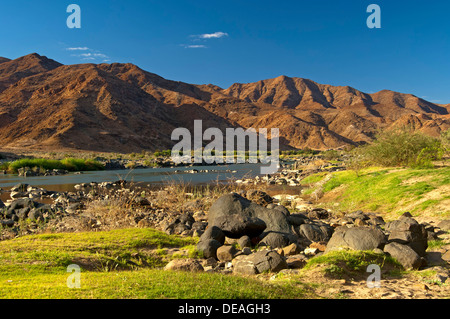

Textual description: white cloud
[78,53,108,58]
[184,45,208,49]
[182,32,228,49]
[69,48,110,62]
[193,32,229,39]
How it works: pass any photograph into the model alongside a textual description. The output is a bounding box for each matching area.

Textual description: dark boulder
[259,232,293,249]
[208,193,294,238]
[213,214,266,239]
[384,242,425,270]
[325,226,387,252]
[385,217,428,257]
[196,239,222,259]
[200,226,225,245]
[298,222,334,243]
[287,213,310,226]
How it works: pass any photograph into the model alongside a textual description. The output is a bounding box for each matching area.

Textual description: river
[0,163,266,192]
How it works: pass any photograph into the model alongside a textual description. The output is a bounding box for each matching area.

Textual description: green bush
[4,158,104,173]
[441,129,450,155]
[352,128,444,168]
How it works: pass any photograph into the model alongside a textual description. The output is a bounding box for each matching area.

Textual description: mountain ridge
[0,53,448,152]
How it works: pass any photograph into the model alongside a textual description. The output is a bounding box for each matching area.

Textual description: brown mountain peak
[0,53,63,93]
[16,53,62,68]
[0,57,11,64]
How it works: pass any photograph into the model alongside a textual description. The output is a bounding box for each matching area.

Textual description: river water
[0,163,266,192]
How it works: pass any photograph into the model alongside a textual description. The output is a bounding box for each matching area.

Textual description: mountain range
[0,53,449,153]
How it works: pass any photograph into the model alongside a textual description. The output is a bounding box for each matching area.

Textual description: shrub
[351,128,444,168]
[441,129,450,155]
[322,150,340,161]
[4,158,104,173]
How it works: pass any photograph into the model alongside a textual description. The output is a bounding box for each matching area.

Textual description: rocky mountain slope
[0,53,448,152]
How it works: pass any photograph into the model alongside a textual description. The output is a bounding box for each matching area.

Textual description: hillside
[0,53,449,152]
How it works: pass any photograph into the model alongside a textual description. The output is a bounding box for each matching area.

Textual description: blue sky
[0,0,449,103]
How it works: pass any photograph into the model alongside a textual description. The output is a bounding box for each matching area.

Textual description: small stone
[414,283,430,291]
[304,247,319,256]
[216,245,238,262]
[164,259,204,272]
[202,257,218,268]
[309,242,327,252]
[238,235,252,249]
[283,243,301,256]
[285,255,307,269]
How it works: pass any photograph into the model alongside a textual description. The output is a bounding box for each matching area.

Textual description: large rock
[213,214,266,239]
[233,250,288,275]
[208,193,293,238]
[298,222,334,243]
[325,226,387,252]
[384,242,425,270]
[385,217,428,257]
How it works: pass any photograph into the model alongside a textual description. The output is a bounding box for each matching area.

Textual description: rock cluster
[190,193,449,275]
[17,167,68,177]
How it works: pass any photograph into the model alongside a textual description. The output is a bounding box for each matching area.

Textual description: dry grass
[43,177,268,235]
[151,177,267,213]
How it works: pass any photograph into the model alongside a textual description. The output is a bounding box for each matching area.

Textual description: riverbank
[0,152,448,299]
[0,176,448,299]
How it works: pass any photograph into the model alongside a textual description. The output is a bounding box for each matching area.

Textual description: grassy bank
[300,166,450,220]
[0,157,104,173]
[0,228,316,299]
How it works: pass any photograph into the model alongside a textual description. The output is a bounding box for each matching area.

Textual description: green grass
[302,250,403,278]
[0,268,315,299]
[1,158,105,173]
[427,239,449,250]
[300,166,450,218]
[0,228,316,299]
